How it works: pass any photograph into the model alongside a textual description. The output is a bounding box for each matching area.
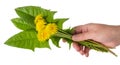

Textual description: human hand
[72,23,120,57]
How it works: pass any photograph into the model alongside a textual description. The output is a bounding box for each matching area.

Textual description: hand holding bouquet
[5,6,117,57]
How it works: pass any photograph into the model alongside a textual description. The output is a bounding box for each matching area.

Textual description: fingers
[84,47,90,57]
[72,25,93,41]
[73,25,83,34]
[73,42,84,55]
[73,42,90,57]
[73,24,89,34]
[72,32,91,41]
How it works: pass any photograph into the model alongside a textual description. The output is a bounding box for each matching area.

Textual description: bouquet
[5,6,117,57]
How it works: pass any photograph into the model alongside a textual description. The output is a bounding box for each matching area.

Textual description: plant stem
[54,29,117,57]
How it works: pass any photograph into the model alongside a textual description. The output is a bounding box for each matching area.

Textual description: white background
[0,0,120,65]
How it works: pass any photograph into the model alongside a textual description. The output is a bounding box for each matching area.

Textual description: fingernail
[80,51,84,55]
[85,53,89,57]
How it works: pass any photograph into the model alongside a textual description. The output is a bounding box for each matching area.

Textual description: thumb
[72,33,92,41]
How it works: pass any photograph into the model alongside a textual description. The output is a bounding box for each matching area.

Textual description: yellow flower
[36,20,46,31]
[34,14,46,31]
[34,15,44,24]
[35,15,58,41]
[37,30,50,41]
[37,23,58,41]
[45,23,58,35]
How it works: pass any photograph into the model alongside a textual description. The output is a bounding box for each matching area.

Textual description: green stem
[55,30,72,40]
[54,29,117,57]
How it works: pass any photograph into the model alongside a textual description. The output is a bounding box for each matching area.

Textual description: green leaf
[15,6,56,26]
[11,18,34,30]
[51,36,61,48]
[46,11,56,23]
[4,30,50,51]
[64,28,74,35]
[64,38,72,49]
[5,30,37,51]
[15,8,35,28]
[55,18,69,29]
[16,6,50,17]
[35,40,50,49]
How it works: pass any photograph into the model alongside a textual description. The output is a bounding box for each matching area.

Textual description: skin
[72,23,120,57]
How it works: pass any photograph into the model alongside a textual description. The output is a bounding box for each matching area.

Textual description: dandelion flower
[45,23,58,35]
[34,15,44,24]
[37,30,50,41]
[35,15,58,41]
[36,20,46,31]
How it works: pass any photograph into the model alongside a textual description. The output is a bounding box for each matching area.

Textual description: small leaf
[46,11,56,23]
[55,18,69,29]
[51,36,61,48]
[11,18,34,30]
[5,30,37,51]
[64,38,72,49]
[64,28,74,34]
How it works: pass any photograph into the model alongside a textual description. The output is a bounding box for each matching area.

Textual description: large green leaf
[15,7,35,27]
[55,18,69,29]
[11,18,34,30]
[51,36,61,48]
[15,6,56,26]
[4,30,50,51]
[5,30,37,51]
[16,6,49,17]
